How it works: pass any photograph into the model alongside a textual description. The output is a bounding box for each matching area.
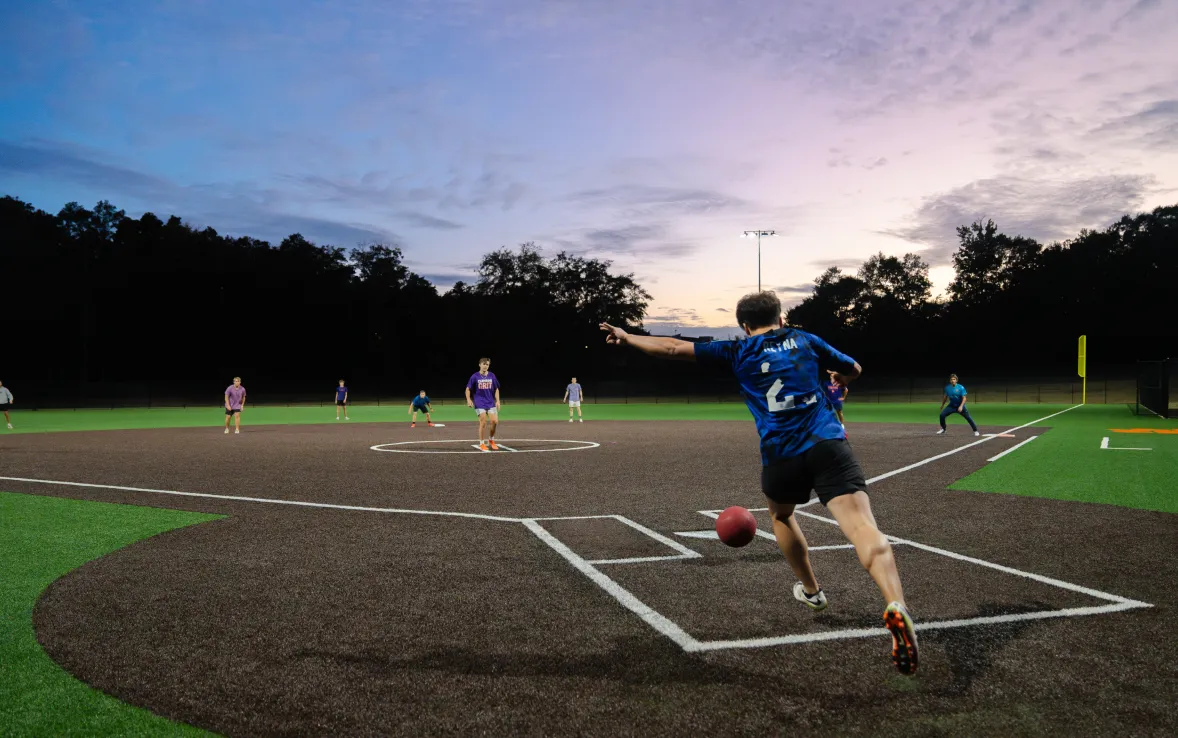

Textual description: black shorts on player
[761,438,867,506]
[336,400,347,406]
[225,407,241,416]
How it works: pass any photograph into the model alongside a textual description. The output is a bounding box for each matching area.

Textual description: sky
[2,0,1177,336]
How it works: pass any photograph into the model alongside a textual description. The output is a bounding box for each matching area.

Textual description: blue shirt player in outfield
[600,290,919,676]
[937,373,979,436]
[409,390,434,428]
[465,357,502,451]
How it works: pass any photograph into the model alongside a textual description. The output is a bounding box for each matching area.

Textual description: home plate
[983,433,1016,438]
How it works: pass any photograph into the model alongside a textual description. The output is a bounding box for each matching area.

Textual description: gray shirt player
[566,383,583,402]
[0,387,12,404]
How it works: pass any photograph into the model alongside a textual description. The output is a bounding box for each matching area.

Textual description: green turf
[1,401,1081,434]
[950,404,1178,514]
[0,492,222,737]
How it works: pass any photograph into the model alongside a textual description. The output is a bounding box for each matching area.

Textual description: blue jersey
[336,386,348,401]
[412,395,431,409]
[695,327,856,464]
[944,384,967,408]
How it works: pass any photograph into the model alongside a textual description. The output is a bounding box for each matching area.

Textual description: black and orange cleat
[411,422,416,428]
[883,602,919,675]
[488,439,500,451]
[428,421,435,427]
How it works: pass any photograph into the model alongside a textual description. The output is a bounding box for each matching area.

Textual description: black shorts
[411,405,428,412]
[225,407,241,415]
[336,399,347,406]
[761,438,867,506]
[0,403,10,411]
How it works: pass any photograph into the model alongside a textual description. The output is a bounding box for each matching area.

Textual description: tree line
[2,194,1174,403]
[786,204,1178,376]
[0,196,652,398]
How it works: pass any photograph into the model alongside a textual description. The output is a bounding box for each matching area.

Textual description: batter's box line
[527,514,702,565]
[522,509,1154,653]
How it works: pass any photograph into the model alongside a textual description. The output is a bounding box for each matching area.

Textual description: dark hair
[949,373,958,380]
[735,291,782,331]
[419,389,426,394]
[479,357,490,364]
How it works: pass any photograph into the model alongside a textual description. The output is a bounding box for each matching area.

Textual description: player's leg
[937,406,953,433]
[224,409,231,432]
[811,438,916,674]
[336,402,341,419]
[477,410,488,448]
[344,402,349,420]
[234,410,241,433]
[425,411,433,426]
[4,408,11,428]
[835,406,845,425]
[766,498,822,599]
[762,458,827,609]
[960,408,979,433]
[488,410,499,449]
[411,409,417,427]
[577,403,583,421]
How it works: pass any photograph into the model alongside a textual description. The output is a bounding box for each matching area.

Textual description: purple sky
[2,0,1176,336]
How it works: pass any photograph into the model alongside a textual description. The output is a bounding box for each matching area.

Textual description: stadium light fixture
[741,230,778,292]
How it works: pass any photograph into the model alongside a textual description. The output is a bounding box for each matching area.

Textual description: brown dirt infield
[3,419,1177,737]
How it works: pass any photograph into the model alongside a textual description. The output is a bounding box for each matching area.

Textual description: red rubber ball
[715,506,757,547]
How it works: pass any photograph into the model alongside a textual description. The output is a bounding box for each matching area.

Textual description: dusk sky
[2,0,1176,335]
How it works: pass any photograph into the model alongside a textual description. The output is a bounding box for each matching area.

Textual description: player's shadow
[924,601,1047,697]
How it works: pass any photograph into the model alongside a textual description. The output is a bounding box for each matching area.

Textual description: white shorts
[568,401,581,408]
[475,407,498,416]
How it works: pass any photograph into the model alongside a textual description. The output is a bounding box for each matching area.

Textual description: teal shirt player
[944,383,967,408]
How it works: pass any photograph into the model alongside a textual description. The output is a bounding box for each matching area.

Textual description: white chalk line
[866,404,1081,485]
[521,520,701,651]
[371,439,600,454]
[0,475,524,522]
[1100,437,1152,451]
[686,601,1151,652]
[987,435,1038,461]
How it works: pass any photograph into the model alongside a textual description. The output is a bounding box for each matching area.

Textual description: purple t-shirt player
[467,371,500,410]
[225,385,247,410]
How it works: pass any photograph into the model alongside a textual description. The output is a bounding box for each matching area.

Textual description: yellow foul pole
[1078,335,1087,405]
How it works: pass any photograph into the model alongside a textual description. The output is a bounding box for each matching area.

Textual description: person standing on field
[224,377,247,434]
[0,380,14,429]
[937,373,979,436]
[563,377,584,422]
[600,290,919,676]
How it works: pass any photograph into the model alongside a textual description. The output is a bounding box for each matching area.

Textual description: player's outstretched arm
[600,322,696,361]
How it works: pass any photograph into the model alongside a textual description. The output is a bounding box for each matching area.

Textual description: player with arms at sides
[600,291,919,675]
[937,373,978,436]
[409,390,434,428]
[563,376,584,423]
[825,370,849,428]
[224,377,247,434]
[0,380,14,429]
[465,358,501,451]
[335,379,349,420]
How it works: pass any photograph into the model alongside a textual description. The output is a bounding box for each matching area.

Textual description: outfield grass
[0,492,221,737]
[950,404,1178,514]
[0,400,1083,434]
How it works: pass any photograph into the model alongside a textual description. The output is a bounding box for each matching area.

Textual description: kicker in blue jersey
[694,327,856,464]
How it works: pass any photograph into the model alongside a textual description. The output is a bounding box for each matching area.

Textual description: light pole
[741,230,777,292]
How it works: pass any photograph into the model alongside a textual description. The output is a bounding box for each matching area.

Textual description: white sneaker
[224,428,229,434]
[974,431,980,437]
[234,429,240,434]
[793,582,828,611]
[345,416,350,420]
[579,418,583,423]
[935,429,945,435]
[7,423,12,429]
[569,418,574,423]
